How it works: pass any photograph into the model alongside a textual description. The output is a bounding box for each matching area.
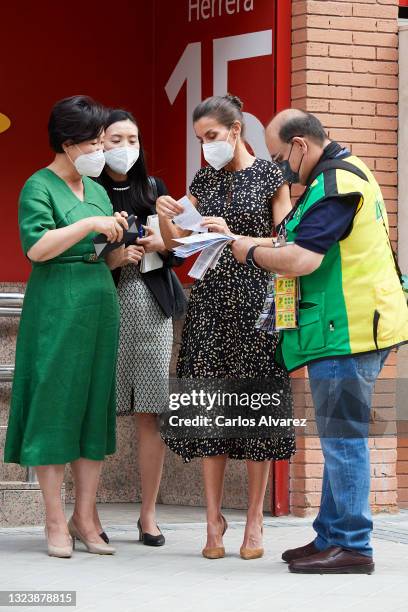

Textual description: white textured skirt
[115,265,173,415]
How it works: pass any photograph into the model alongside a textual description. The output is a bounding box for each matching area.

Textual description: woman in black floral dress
[157,95,295,560]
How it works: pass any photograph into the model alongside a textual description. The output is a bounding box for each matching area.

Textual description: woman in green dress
[3,95,128,558]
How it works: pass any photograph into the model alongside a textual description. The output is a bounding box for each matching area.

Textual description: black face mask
[276,142,304,185]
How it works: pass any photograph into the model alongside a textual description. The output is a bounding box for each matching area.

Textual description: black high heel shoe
[137,518,165,547]
[99,531,110,544]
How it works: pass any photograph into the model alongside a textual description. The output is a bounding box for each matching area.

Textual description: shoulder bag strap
[148,176,158,202]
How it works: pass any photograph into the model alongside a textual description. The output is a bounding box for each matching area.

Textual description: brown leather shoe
[289,546,374,574]
[281,541,319,563]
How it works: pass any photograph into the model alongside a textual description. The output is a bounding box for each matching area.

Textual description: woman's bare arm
[272,183,292,226]
[27,218,95,262]
[157,193,197,250]
[27,214,128,263]
[248,184,292,247]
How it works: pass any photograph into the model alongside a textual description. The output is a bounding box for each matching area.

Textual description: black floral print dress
[162,159,296,462]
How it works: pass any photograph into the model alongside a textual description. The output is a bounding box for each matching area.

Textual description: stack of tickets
[274,276,299,330]
[255,274,299,333]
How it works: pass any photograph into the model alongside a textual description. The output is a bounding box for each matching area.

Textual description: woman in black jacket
[96,109,183,546]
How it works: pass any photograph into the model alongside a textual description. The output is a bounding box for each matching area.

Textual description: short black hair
[279,111,327,145]
[48,95,108,153]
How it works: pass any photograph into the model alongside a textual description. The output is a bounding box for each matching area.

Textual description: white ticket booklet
[188,241,230,280]
[140,214,164,273]
[172,232,236,280]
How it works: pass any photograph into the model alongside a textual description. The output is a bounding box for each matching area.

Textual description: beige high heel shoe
[44,526,73,558]
[240,525,264,560]
[68,517,116,555]
[202,514,228,559]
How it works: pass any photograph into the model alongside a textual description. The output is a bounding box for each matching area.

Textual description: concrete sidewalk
[1,505,408,612]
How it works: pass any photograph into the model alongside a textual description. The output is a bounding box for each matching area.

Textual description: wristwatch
[245,245,261,269]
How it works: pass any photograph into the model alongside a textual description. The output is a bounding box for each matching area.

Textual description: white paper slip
[140,214,164,273]
[188,241,227,280]
[209,241,229,269]
[173,232,236,259]
[172,225,236,277]
[173,232,235,245]
[173,243,214,257]
[173,196,207,233]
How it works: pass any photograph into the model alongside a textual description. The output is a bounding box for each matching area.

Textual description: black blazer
[110,178,184,318]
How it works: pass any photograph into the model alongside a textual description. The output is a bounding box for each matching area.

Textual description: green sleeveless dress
[4,168,120,466]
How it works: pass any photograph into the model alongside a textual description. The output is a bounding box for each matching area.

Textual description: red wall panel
[0,1,154,281]
[1,0,290,283]
[152,0,278,194]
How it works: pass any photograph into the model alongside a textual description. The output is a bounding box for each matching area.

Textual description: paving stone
[1,506,407,612]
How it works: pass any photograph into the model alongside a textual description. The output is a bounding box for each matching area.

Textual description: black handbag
[149,176,188,320]
[166,267,188,320]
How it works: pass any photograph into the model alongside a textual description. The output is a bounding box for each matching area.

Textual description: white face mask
[70,145,105,177]
[104,146,140,175]
[202,128,236,171]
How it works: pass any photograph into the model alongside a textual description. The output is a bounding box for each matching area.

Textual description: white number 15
[165,30,273,191]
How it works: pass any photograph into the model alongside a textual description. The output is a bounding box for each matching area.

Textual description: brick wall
[396,25,408,510]
[289,0,400,517]
[397,436,408,508]
[396,350,408,509]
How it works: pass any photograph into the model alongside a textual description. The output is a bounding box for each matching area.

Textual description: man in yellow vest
[232,109,408,574]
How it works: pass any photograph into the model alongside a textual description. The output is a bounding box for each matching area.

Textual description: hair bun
[225,93,243,111]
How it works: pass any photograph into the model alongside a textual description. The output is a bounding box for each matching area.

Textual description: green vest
[278,154,408,372]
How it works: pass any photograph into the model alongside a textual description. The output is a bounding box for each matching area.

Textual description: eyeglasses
[271,135,304,163]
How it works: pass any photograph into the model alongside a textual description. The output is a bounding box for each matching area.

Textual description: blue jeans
[307,349,390,557]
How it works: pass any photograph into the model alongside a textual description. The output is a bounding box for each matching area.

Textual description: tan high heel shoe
[68,517,116,555]
[202,514,228,559]
[240,525,264,560]
[44,526,73,558]
[240,546,264,560]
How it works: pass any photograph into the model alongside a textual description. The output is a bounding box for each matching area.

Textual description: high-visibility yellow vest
[279,154,408,372]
